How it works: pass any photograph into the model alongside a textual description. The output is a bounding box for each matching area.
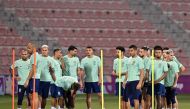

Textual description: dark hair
[129,45,137,50]
[154,45,163,51]
[163,47,169,51]
[86,46,95,51]
[68,45,77,51]
[53,48,61,54]
[71,82,80,91]
[141,46,149,51]
[86,46,93,49]
[116,46,125,52]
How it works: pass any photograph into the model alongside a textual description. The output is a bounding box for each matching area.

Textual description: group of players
[11,42,185,109]
[112,45,185,109]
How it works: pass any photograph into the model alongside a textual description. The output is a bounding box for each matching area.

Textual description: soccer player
[123,45,144,109]
[63,45,82,84]
[163,48,184,109]
[163,47,185,74]
[62,45,82,108]
[80,46,104,109]
[165,49,179,109]
[24,43,42,109]
[147,45,168,109]
[56,76,80,109]
[38,45,55,109]
[50,48,64,109]
[112,46,128,109]
[138,46,151,109]
[10,49,31,109]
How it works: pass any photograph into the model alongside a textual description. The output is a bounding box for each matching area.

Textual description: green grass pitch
[0,94,190,109]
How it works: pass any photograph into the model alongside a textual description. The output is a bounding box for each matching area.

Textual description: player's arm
[136,58,144,89]
[98,66,102,85]
[60,57,66,71]
[174,56,185,74]
[179,66,185,75]
[10,62,20,81]
[122,72,128,88]
[49,65,56,81]
[154,72,167,84]
[77,68,83,87]
[173,62,179,88]
[173,73,179,88]
[137,69,144,89]
[24,65,35,88]
[145,69,149,82]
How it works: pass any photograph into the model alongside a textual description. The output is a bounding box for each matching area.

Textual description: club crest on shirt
[159,63,161,68]
[73,61,77,66]
[122,62,124,67]
[132,60,135,65]
[93,61,96,65]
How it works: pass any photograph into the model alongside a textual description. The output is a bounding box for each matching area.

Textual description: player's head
[116,46,125,58]
[163,47,169,60]
[154,45,163,59]
[53,48,62,59]
[139,46,149,58]
[41,45,49,57]
[71,82,80,92]
[27,43,35,54]
[68,45,78,57]
[85,46,94,56]
[166,49,174,61]
[20,49,28,60]
[129,45,137,57]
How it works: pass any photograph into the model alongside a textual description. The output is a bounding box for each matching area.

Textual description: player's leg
[67,90,75,109]
[59,87,65,109]
[26,86,31,109]
[141,82,148,109]
[38,96,42,108]
[50,84,58,109]
[175,96,178,109]
[84,82,92,109]
[133,81,141,109]
[29,78,40,109]
[156,95,162,109]
[161,84,166,108]
[17,85,25,109]
[146,83,152,109]
[134,99,140,109]
[41,82,50,109]
[92,82,102,107]
[147,95,151,109]
[86,93,92,109]
[171,88,177,109]
[115,82,125,109]
[123,82,131,109]
[166,87,172,108]
[38,81,43,109]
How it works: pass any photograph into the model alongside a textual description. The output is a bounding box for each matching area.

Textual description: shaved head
[27,43,36,55]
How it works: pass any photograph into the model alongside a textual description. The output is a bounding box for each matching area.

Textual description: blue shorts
[28,78,40,94]
[39,81,51,99]
[165,87,177,105]
[123,81,141,102]
[84,82,101,94]
[115,82,124,96]
[147,83,165,96]
[17,85,30,106]
[50,84,64,98]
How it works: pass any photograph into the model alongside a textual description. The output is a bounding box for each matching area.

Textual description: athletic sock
[51,107,56,109]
